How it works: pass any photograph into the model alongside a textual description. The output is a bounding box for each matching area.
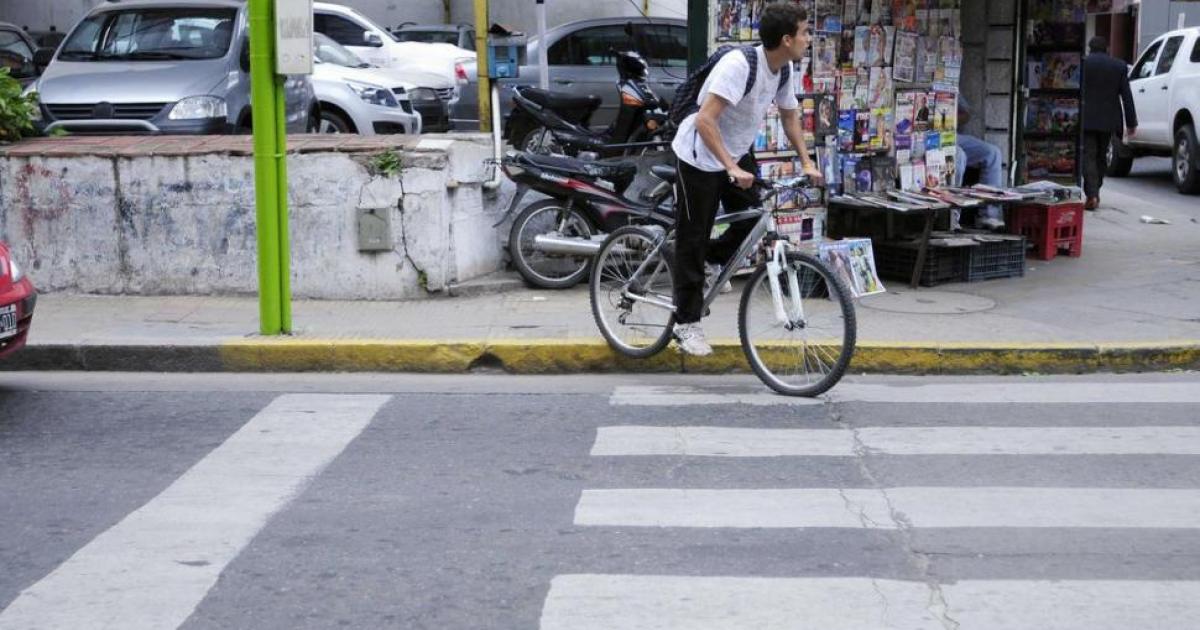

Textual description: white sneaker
[674,323,713,356]
[705,263,733,294]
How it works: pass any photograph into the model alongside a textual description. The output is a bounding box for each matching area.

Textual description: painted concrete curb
[5,339,1198,375]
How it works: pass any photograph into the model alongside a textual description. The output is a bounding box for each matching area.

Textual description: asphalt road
[1,372,1199,629]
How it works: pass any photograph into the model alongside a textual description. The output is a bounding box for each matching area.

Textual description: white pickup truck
[1109,26,1200,194]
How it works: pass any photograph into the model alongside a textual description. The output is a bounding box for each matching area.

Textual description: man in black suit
[1082,36,1137,210]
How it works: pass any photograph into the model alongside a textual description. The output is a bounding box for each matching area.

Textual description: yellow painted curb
[217,337,1200,374]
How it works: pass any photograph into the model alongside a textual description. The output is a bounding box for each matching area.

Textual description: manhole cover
[859,290,996,315]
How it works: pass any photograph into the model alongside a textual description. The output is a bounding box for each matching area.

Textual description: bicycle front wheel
[590,226,676,358]
[738,252,856,397]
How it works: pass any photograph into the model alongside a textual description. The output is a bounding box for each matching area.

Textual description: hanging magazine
[893,31,918,82]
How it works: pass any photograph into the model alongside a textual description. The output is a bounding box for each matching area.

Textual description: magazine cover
[1027,60,1044,90]
[925,148,945,187]
[738,1,753,41]
[816,0,842,32]
[869,66,893,110]
[917,36,939,83]
[899,162,915,191]
[855,110,872,150]
[820,239,886,298]
[913,162,927,190]
[842,154,860,193]
[871,107,894,150]
[893,31,918,82]
[892,0,919,32]
[814,33,838,79]
[867,25,889,67]
[897,90,912,148]
[1043,53,1081,89]
[872,156,898,192]
[854,68,871,110]
[942,151,957,187]
[839,70,858,110]
[717,0,741,42]
[838,109,856,151]
[853,26,870,68]
[925,130,942,151]
[855,158,874,193]
[840,29,856,68]
[815,94,837,137]
[913,92,932,132]
[935,92,957,140]
[1052,98,1080,134]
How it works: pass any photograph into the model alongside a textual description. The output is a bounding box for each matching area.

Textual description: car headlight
[347,80,398,107]
[8,258,23,283]
[168,96,228,120]
[409,88,440,103]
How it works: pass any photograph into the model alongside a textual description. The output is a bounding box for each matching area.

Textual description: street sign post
[249,0,310,335]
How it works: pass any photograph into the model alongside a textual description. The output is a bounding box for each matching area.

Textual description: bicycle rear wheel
[590,226,676,358]
[738,252,856,397]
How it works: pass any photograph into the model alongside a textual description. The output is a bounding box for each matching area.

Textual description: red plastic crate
[1005,202,1084,261]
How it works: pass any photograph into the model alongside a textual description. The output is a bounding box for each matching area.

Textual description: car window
[60,8,236,60]
[0,29,34,76]
[1155,35,1184,75]
[1130,39,1161,80]
[1191,35,1200,63]
[638,24,687,68]
[315,13,368,47]
[314,32,364,67]
[395,30,459,45]
[547,25,631,66]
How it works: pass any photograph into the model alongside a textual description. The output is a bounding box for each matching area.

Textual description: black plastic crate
[873,241,968,287]
[965,237,1026,282]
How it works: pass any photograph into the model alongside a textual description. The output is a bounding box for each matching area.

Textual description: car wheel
[1173,124,1200,194]
[1106,134,1134,177]
[318,110,354,134]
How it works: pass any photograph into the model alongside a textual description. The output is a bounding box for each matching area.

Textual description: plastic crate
[873,241,968,287]
[1005,202,1084,260]
[965,237,1026,282]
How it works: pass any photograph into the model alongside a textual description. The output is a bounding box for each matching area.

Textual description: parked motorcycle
[498,150,676,289]
[504,50,671,158]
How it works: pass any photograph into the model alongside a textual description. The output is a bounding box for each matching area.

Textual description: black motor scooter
[497,150,677,289]
[504,50,671,158]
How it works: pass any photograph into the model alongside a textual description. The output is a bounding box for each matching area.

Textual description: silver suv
[29,0,318,135]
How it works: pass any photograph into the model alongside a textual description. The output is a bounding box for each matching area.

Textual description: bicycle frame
[619,199,810,326]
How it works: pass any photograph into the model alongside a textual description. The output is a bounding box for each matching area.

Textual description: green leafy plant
[371,149,403,178]
[0,68,39,142]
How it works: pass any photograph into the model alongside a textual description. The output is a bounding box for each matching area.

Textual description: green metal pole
[686,0,708,73]
[249,0,282,335]
[273,73,292,333]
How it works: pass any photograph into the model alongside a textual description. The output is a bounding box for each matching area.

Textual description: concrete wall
[0,135,505,300]
[0,0,685,36]
[960,0,1019,183]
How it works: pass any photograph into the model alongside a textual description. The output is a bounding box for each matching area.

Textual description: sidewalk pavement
[6,169,1200,375]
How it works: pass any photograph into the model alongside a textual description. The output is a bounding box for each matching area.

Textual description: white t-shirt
[672,46,801,172]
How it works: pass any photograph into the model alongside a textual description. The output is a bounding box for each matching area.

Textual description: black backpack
[668,45,792,125]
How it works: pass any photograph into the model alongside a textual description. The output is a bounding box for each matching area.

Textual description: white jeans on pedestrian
[955,134,1004,221]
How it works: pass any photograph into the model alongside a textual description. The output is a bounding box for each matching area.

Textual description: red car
[0,241,36,359]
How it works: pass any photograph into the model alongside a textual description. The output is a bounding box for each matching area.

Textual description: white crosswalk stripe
[611,382,1200,405]
[541,575,1200,630]
[575,487,1200,529]
[0,394,390,630]
[540,382,1200,628]
[592,425,1200,457]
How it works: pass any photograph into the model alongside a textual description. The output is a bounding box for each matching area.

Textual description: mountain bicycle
[588,175,856,397]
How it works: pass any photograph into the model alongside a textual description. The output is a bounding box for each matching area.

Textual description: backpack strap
[740,46,757,98]
[741,46,793,98]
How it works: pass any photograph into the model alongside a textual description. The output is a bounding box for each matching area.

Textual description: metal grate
[45,103,168,121]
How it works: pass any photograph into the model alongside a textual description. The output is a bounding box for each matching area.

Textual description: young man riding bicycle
[670,2,823,357]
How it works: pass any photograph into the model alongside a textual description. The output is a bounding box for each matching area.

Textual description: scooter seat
[519,152,638,194]
[650,164,677,184]
[520,87,602,118]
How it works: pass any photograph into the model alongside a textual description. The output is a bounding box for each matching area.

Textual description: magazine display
[1019,0,1086,184]
[820,238,886,298]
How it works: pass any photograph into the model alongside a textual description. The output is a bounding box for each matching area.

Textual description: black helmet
[616,50,649,80]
